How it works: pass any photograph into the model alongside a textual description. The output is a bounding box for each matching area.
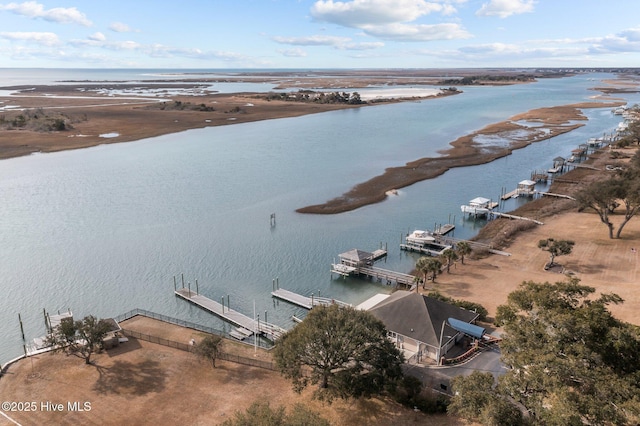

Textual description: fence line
[121,329,277,371]
[114,308,274,349]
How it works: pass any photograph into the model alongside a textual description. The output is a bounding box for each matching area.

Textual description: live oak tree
[575,154,640,239]
[449,371,523,425]
[273,304,404,402]
[46,315,112,365]
[192,334,224,368]
[488,279,640,425]
[537,238,574,269]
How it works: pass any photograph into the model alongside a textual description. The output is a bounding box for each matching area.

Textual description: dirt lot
[0,316,462,426]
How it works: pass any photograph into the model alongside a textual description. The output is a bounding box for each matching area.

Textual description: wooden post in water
[221,297,225,313]
[227,295,230,311]
[270,213,276,227]
[19,313,26,356]
[264,311,267,324]
[173,276,176,291]
[43,308,50,333]
[188,281,191,296]
[181,273,185,289]
[195,279,199,295]
[272,279,275,292]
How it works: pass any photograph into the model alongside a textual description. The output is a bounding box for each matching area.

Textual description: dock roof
[339,249,374,262]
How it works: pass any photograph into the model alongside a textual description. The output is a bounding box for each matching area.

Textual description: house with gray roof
[364,290,481,364]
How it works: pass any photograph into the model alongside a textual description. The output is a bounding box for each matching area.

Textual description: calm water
[1,70,637,364]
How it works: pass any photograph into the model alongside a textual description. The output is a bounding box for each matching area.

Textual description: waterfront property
[362,291,482,364]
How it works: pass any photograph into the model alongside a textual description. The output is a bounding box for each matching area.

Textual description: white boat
[461,197,495,217]
[400,230,451,256]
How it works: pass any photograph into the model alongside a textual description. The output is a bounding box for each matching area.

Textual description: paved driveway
[403,344,506,394]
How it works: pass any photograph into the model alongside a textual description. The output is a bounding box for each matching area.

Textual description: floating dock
[433,224,455,236]
[271,288,352,310]
[175,288,286,341]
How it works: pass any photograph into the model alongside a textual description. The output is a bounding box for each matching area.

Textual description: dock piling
[196,279,199,296]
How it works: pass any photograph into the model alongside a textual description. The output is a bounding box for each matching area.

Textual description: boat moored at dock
[460,197,498,217]
[400,230,452,256]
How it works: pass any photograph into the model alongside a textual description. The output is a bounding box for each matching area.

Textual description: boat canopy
[448,317,485,339]
[469,197,490,205]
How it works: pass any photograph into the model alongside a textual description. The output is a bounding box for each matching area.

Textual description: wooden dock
[538,192,576,200]
[501,189,519,200]
[433,224,455,235]
[175,288,286,341]
[491,211,544,225]
[357,266,416,287]
[271,288,352,310]
[436,235,511,257]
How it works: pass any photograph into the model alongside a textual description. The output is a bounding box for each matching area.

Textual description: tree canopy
[537,237,574,268]
[449,371,523,425]
[482,279,640,425]
[273,304,403,402]
[575,150,640,239]
[192,334,224,368]
[416,256,442,286]
[46,315,112,364]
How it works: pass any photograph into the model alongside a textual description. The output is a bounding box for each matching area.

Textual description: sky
[0,0,639,69]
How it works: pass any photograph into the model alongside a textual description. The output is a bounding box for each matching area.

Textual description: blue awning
[448,317,485,339]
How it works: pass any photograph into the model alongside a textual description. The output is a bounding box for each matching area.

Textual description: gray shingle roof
[367,291,478,347]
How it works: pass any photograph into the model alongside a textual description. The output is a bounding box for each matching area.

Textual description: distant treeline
[262,90,364,105]
[439,75,536,85]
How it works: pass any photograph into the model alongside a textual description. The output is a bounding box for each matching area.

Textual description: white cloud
[278,48,307,57]
[309,0,470,42]
[342,41,384,50]
[0,1,92,26]
[88,32,106,42]
[273,35,352,46]
[0,31,59,46]
[362,22,471,41]
[109,22,135,33]
[311,0,455,27]
[273,34,384,50]
[476,0,535,18]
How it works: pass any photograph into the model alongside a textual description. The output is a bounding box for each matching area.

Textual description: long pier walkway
[357,266,416,286]
[271,288,352,310]
[175,288,286,341]
[435,235,511,257]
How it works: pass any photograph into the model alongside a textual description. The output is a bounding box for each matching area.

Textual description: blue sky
[0,0,639,68]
